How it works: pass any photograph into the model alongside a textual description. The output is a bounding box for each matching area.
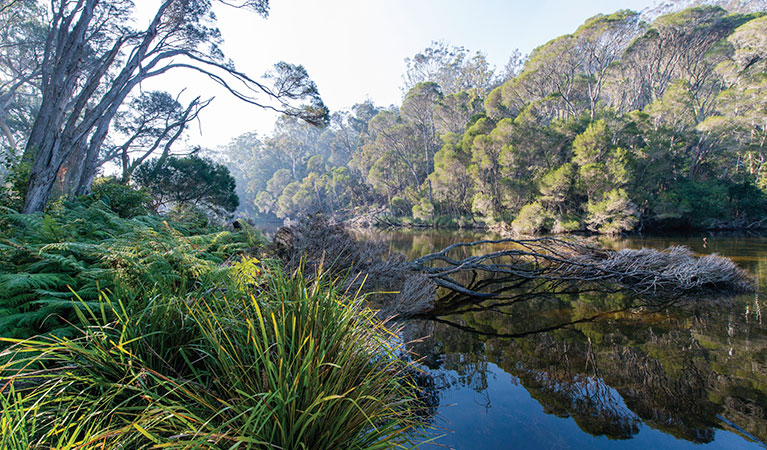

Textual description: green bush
[0,152,30,211]
[648,178,767,229]
[471,192,494,218]
[434,215,458,228]
[586,189,639,235]
[88,176,152,218]
[134,155,239,215]
[512,201,554,235]
[552,215,582,234]
[0,267,423,449]
[728,181,767,218]
[167,202,210,231]
[412,198,435,221]
[390,196,411,217]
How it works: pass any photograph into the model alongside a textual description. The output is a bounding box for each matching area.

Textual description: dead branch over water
[275,216,755,317]
[412,238,755,298]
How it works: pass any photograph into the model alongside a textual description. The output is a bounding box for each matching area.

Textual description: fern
[0,199,264,340]
[0,273,71,297]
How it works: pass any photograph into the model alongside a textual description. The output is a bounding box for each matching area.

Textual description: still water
[359,230,767,450]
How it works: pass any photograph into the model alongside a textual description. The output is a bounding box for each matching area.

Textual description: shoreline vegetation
[220,5,767,239]
[339,210,767,235]
[0,200,429,448]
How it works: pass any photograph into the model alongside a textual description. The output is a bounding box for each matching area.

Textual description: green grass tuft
[1,266,424,449]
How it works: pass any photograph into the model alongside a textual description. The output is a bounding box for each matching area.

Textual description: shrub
[471,192,494,217]
[412,198,434,221]
[390,196,411,217]
[88,176,152,218]
[0,151,30,211]
[512,201,554,235]
[551,215,582,234]
[434,215,458,228]
[134,155,239,215]
[167,202,210,231]
[586,188,639,235]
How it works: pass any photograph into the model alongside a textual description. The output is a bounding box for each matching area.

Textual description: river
[356,229,767,449]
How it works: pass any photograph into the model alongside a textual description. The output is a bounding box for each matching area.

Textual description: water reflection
[362,230,767,449]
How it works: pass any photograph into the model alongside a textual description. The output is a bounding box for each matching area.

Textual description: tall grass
[0,266,423,449]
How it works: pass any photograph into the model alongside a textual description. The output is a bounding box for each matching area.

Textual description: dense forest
[2,0,767,448]
[212,1,767,234]
[3,1,767,235]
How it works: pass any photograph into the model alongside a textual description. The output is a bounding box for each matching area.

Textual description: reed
[0,265,423,449]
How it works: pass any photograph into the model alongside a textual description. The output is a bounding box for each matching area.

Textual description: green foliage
[652,178,767,228]
[0,152,30,211]
[390,196,411,217]
[512,201,554,235]
[0,267,423,448]
[572,120,612,166]
[586,189,639,235]
[87,176,151,218]
[0,200,262,339]
[540,163,576,206]
[167,202,211,231]
[551,215,582,234]
[134,155,239,215]
[412,198,435,221]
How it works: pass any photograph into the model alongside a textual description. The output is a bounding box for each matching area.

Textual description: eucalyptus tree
[614,6,750,112]
[642,0,767,19]
[266,115,325,181]
[363,110,425,196]
[574,10,641,120]
[699,15,767,183]
[434,91,483,135]
[402,41,502,98]
[319,103,377,167]
[97,91,211,183]
[401,82,442,203]
[219,131,279,217]
[20,0,328,213]
[430,132,474,216]
[0,0,45,151]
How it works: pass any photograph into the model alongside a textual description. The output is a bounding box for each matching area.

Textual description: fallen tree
[411,238,754,297]
[273,216,755,318]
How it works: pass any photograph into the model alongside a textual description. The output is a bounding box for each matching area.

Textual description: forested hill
[221,3,767,234]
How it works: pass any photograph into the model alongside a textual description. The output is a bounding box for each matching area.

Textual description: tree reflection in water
[373,230,767,447]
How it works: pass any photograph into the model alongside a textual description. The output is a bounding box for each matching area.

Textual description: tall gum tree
[21,0,328,213]
[0,1,45,151]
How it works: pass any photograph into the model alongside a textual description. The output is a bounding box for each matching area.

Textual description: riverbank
[336,210,767,237]
[355,227,767,449]
[0,201,425,448]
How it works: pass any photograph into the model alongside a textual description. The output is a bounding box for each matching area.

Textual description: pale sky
[139,0,658,148]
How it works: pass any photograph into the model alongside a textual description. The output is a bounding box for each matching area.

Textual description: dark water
[358,230,767,450]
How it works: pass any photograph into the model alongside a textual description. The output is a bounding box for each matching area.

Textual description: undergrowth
[0,200,264,339]
[0,198,428,448]
[0,267,423,449]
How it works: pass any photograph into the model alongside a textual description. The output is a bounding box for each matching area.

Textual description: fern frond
[0,273,70,294]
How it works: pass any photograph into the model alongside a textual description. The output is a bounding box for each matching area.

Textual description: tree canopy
[134,154,239,215]
[0,0,327,213]
[216,3,767,234]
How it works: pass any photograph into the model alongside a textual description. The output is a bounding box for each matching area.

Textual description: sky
[140,0,659,148]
